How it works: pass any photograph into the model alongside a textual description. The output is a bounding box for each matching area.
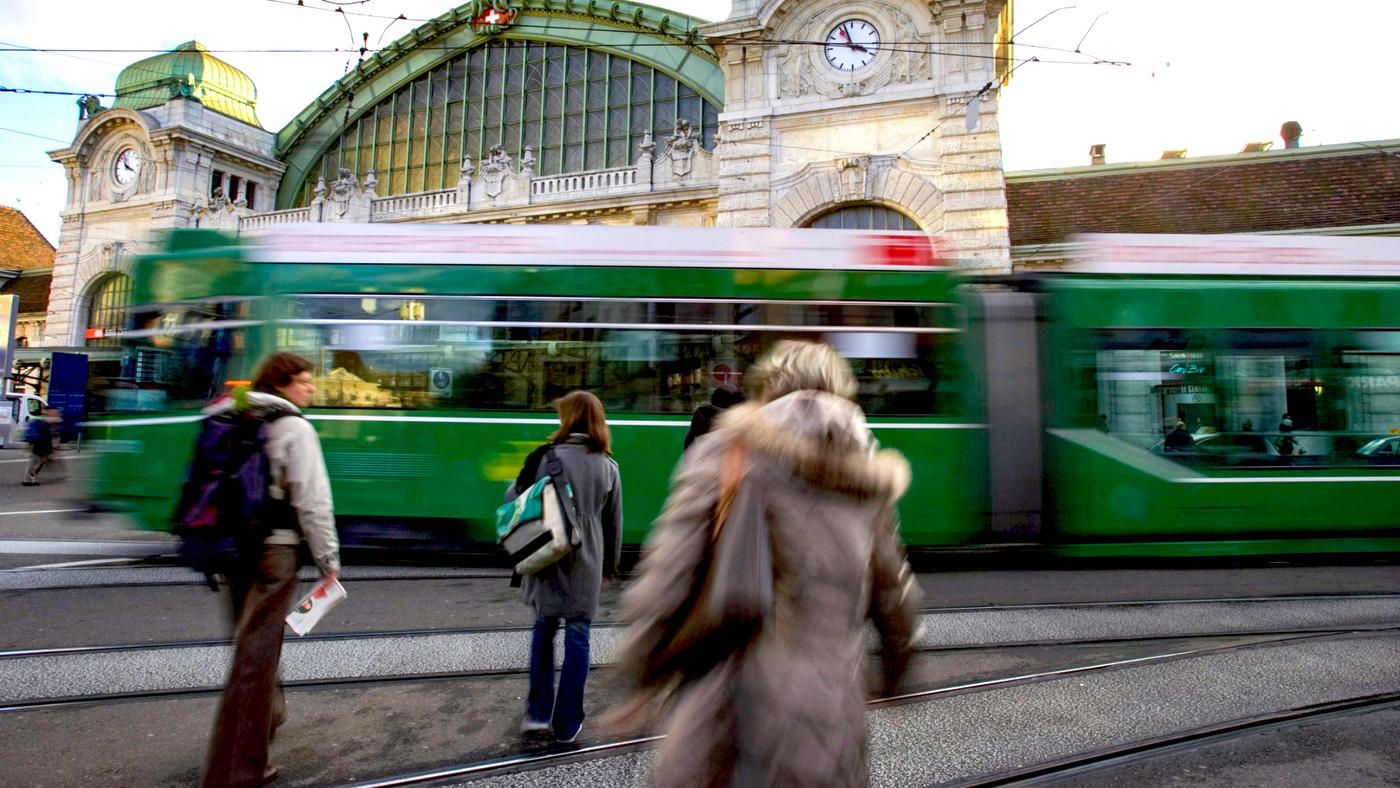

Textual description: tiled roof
[1,271,51,314]
[1006,144,1400,248]
[0,206,56,270]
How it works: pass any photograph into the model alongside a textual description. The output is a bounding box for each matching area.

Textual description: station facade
[37,0,1400,352]
[42,0,1014,347]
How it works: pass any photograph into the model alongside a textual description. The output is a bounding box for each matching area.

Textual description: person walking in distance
[683,382,745,450]
[21,407,61,486]
[203,352,339,787]
[511,391,623,744]
[613,340,922,787]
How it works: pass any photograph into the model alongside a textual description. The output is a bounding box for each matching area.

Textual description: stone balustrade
[239,206,313,230]
[371,189,459,218]
[530,166,638,201]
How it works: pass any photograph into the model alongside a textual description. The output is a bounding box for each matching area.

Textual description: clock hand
[838,24,868,53]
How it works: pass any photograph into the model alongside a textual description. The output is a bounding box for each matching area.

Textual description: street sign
[0,295,16,395]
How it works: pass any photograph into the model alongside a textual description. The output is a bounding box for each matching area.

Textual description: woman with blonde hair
[509,390,623,743]
[613,340,922,787]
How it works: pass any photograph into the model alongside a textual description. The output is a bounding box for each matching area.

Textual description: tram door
[1156,385,1218,434]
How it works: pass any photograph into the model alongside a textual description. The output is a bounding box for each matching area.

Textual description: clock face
[113,147,141,187]
[824,20,880,71]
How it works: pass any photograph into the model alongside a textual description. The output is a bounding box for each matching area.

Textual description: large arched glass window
[299,41,719,204]
[85,273,131,347]
[806,204,921,231]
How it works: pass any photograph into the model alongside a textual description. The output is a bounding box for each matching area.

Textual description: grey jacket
[506,434,623,620]
[206,392,340,575]
[615,390,921,788]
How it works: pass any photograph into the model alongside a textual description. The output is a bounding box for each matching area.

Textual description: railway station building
[37,0,1400,348]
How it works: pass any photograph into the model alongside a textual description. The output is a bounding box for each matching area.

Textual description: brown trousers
[202,545,299,788]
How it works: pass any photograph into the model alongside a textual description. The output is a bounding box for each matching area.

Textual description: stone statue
[481,145,513,198]
[76,94,104,120]
[664,120,697,178]
[328,167,357,219]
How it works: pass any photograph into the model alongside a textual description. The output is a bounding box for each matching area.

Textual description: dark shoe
[260,765,280,785]
[21,481,38,486]
[554,721,583,744]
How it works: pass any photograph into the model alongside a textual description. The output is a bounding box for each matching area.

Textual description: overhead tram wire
[0,44,1128,67]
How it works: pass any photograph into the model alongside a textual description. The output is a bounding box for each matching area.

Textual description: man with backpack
[191,352,339,788]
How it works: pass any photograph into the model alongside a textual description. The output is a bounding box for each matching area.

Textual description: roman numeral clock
[824,20,880,71]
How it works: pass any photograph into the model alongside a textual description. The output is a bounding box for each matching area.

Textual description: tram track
[7,591,1400,659]
[954,690,1400,787]
[333,627,1400,787]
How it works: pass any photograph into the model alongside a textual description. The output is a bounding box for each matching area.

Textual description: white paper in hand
[285,578,346,636]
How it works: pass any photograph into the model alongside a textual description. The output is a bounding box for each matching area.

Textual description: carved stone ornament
[480,145,512,198]
[664,120,697,178]
[836,156,871,200]
[328,167,358,220]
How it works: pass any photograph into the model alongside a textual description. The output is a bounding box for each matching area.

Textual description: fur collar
[716,390,911,501]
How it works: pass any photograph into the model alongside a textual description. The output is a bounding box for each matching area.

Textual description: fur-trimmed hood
[715,390,910,501]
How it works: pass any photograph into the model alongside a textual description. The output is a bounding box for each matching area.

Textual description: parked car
[0,393,47,449]
[1356,435,1400,465]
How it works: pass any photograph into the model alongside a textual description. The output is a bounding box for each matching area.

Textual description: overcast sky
[3,0,1398,245]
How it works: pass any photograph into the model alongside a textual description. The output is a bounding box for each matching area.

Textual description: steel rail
[286,628,1400,787]
[954,690,1400,787]
[7,592,1400,659]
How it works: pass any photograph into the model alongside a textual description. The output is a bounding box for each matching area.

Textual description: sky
[3,0,1399,246]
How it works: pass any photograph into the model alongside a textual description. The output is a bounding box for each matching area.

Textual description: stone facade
[45,98,283,346]
[43,1,1015,348]
[702,0,1013,270]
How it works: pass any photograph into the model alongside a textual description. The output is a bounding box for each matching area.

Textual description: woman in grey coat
[508,390,623,743]
[613,341,921,787]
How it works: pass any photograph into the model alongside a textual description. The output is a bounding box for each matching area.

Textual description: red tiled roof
[1,271,51,314]
[0,206,56,270]
[1006,146,1400,248]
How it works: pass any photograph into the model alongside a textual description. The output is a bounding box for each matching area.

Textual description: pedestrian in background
[613,340,922,787]
[21,407,61,486]
[203,352,340,788]
[682,382,745,450]
[511,390,623,744]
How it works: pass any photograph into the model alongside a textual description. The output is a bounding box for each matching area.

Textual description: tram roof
[242,223,948,272]
[1069,233,1400,278]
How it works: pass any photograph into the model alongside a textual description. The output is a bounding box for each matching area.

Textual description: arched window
[300,41,720,204]
[806,204,920,231]
[85,274,131,347]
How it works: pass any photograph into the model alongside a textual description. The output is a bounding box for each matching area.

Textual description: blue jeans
[527,616,591,736]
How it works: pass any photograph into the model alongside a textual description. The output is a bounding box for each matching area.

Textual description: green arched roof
[275,0,724,208]
[114,41,261,127]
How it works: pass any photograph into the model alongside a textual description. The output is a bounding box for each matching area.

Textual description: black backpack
[173,410,296,588]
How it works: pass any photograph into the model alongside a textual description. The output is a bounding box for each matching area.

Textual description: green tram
[86,226,1400,559]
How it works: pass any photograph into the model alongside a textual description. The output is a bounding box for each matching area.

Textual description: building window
[806,204,921,231]
[85,273,131,347]
[298,40,719,205]
[244,181,257,209]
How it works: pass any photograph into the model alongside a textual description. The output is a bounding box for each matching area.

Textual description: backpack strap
[543,447,578,543]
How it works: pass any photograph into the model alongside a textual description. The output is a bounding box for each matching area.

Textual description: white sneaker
[520,717,551,734]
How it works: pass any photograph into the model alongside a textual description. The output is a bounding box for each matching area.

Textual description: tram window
[281,296,962,415]
[104,300,253,411]
[1082,328,1400,466]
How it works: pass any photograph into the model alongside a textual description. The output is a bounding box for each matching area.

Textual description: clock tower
[702,0,1013,272]
[44,42,285,346]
